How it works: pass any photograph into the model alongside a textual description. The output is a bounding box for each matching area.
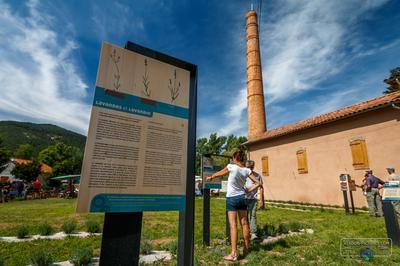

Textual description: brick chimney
[246,10,266,139]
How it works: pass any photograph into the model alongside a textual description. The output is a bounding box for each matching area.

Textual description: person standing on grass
[33,178,41,191]
[206,150,262,261]
[245,160,264,240]
[386,167,400,216]
[365,170,384,217]
[32,178,42,199]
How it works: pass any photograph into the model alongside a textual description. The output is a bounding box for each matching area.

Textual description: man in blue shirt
[245,160,264,240]
[365,170,384,217]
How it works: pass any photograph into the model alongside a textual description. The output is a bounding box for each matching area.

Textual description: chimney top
[246,10,257,19]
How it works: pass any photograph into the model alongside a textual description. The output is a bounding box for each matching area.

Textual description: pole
[201,154,211,247]
[177,66,197,266]
[100,212,142,266]
[203,188,211,246]
[382,201,400,246]
[226,211,230,244]
[349,191,355,214]
[343,191,350,215]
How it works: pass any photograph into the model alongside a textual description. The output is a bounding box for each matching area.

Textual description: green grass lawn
[0,198,399,265]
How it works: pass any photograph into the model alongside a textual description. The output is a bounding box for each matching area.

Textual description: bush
[85,220,101,234]
[16,225,29,239]
[30,251,53,266]
[140,239,153,255]
[165,240,178,255]
[258,224,277,237]
[38,223,53,236]
[287,222,303,232]
[278,223,290,234]
[70,247,93,266]
[62,220,77,234]
[0,256,4,266]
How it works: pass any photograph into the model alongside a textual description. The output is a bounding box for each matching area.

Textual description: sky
[0,0,399,138]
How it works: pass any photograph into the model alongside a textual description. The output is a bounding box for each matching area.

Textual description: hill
[0,121,86,156]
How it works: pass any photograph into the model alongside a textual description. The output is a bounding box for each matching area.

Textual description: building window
[261,156,269,176]
[350,139,369,169]
[296,149,308,174]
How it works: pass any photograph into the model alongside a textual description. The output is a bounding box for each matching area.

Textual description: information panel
[339,174,348,192]
[383,181,400,201]
[202,157,222,189]
[77,42,194,212]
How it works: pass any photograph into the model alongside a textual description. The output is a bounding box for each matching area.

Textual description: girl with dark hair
[206,150,261,261]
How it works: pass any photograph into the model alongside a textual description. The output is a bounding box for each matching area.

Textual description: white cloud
[353,38,400,58]
[196,86,248,138]
[262,0,390,102]
[0,0,90,134]
[219,87,248,136]
[308,89,358,118]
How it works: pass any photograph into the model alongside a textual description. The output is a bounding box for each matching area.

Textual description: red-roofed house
[0,158,53,182]
[11,158,53,174]
[245,91,400,208]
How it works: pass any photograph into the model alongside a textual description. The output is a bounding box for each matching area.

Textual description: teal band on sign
[93,87,189,119]
[204,183,222,189]
[383,197,400,201]
[90,194,186,212]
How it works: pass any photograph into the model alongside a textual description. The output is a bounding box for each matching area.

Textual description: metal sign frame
[98,41,197,266]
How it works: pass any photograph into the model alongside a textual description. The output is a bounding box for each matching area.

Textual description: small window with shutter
[296,149,308,174]
[261,156,269,176]
[350,139,369,169]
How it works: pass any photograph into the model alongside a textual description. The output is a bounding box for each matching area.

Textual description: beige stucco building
[244,10,400,207]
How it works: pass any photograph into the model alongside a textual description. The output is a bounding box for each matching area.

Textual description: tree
[38,142,83,176]
[194,133,247,174]
[383,67,400,94]
[206,133,227,155]
[14,144,34,159]
[0,137,10,168]
[11,160,41,182]
[224,135,248,156]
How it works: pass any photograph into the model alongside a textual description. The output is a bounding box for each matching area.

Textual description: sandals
[223,254,238,261]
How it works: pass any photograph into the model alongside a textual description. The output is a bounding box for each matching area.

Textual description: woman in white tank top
[207,150,261,261]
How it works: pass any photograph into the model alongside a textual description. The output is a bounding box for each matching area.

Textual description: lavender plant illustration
[142,59,151,97]
[168,69,181,102]
[110,49,121,91]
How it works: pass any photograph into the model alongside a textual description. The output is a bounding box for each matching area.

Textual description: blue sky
[0,0,399,138]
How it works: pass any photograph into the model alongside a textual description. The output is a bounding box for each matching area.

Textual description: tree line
[1,132,247,185]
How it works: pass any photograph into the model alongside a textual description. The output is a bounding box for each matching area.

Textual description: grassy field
[0,198,399,265]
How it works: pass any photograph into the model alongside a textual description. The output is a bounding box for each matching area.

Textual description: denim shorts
[226,194,247,211]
